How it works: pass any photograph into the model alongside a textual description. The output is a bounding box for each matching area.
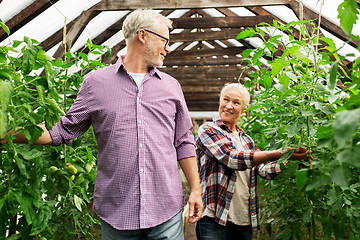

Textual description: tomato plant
[237,17,360,240]
[0,25,109,239]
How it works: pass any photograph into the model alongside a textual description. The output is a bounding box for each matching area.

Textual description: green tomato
[49,166,58,172]
[66,163,78,174]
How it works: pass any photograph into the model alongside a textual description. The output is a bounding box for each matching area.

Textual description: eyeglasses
[141,29,170,48]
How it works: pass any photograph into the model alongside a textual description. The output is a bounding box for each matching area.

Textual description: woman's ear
[241,106,248,114]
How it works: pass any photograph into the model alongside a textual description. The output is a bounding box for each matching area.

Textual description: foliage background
[0,0,359,239]
[236,1,360,239]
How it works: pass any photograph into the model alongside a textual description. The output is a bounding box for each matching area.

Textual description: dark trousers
[196,216,252,240]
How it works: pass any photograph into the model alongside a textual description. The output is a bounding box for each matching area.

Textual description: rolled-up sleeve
[50,78,92,146]
[255,161,278,179]
[173,83,196,160]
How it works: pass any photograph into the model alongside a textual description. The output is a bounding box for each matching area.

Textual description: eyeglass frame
[138,29,170,48]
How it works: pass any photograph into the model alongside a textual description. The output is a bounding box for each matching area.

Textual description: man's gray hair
[220,83,250,107]
[122,9,172,44]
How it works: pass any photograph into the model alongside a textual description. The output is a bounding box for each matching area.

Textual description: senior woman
[195,83,308,240]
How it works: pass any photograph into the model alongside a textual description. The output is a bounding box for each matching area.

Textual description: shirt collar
[213,117,243,133]
[115,55,162,80]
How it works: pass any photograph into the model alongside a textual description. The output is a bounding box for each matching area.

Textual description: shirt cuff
[49,125,63,146]
[176,143,196,161]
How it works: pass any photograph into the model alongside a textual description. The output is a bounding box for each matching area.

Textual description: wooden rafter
[91,0,294,11]
[0,0,60,41]
[3,0,356,112]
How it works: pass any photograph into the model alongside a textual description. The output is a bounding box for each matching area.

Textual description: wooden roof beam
[167,46,245,59]
[170,29,246,43]
[91,0,295,11]
[289,2,359,49]
[0,0,60,41]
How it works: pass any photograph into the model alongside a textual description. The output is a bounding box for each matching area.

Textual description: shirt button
[139,143,143,148]
[140,168,144,173]
[138,120,142,124]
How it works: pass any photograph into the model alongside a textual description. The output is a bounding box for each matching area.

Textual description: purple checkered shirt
[195,118,278,231]
[49,56,196,230]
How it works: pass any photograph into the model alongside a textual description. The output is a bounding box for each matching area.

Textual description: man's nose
[165,44,171,53]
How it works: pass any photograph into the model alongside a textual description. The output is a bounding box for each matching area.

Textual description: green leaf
[305,175,331,191]
[272,58,287,77]
[44,61,54,89]
[326,187,341,207]
[20,194,36,225]
[17,147,43,160]
[74,194,84,212]
[46,97,65,115]
[0,111,8,138]
[242,49,253,59]
[302,110,320,116]
[331,165,349,187]
[22,37,39,75]
[279,74,290,90]
[14,155,28,178]
[36,85,45,105]
[6,235,21,240]
[0,80,13,111]
[336,147,360,167]
[236,28,256,40]
[316,125,333,140]
[273,110,293,116]
[337,0,359,35]
[295,169,309,189]
[328,60,339,91]
[0,68,13,80]
[0,197,6,212]
[30,206,51,236]
[321,37,337,53]
[252,49,265,64]
[246,105,261,111]
[286,121,301,137]
[289,45,312,63]
[274,83,285,94]
[280,158,298,175]
[0,20,10,35]
[302,207,312,223]
[333,109,360,147]
[36,49,53,63]
[262,74,273,89]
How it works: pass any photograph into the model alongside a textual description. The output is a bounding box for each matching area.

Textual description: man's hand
[187,190,203,223]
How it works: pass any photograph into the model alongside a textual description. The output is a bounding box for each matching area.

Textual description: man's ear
[137,30,147,44]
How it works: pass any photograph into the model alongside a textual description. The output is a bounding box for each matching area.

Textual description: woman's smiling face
[218,86,247,131]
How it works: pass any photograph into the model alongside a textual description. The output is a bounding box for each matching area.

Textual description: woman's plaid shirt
[195,118,278,231]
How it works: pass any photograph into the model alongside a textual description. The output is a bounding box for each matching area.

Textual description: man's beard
[144,43,163,68]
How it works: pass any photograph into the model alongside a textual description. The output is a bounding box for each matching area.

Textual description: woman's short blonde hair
[122,9,172,44]
[220,83,250,107]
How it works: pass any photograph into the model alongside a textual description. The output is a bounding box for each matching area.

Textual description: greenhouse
[0,0,360,239]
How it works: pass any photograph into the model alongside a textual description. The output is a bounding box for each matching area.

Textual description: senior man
[1,9,203,240]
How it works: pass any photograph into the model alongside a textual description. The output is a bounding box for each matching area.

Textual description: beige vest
[202,131,251,226]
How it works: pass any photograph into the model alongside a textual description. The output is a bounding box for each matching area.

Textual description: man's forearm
[0,124,53,145]
[179,156,204,223]
[179,156,201,192]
